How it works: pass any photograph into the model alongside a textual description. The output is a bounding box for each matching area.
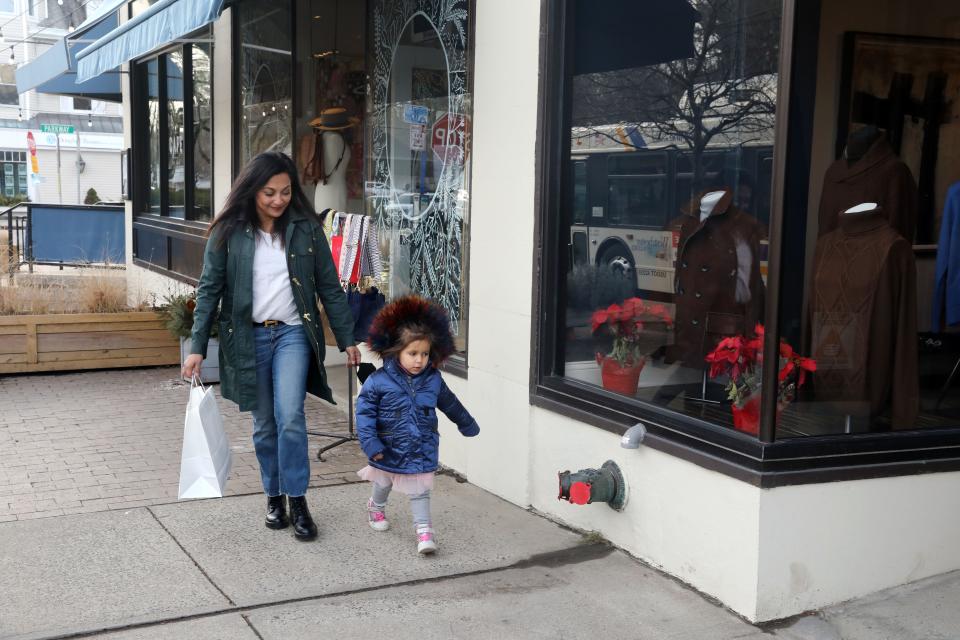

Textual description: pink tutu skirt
[357,465,435,495]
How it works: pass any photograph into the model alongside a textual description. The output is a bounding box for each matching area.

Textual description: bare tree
[574,0,781,193]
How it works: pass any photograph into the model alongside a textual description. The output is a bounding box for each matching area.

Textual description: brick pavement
[0,366,367,521]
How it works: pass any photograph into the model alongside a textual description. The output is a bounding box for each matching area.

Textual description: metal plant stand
[309,368,359,461]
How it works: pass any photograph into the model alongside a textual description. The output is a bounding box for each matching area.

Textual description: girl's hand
[372,453,384,461]
[182,354,204,380]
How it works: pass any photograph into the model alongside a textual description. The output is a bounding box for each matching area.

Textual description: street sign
[431,113,470,164]
[40,124,75,135]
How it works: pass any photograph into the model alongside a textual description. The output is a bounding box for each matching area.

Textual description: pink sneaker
[416,524,437,555]
[367,499,389,531]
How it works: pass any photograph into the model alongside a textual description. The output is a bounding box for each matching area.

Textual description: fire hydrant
[558,460,627,511]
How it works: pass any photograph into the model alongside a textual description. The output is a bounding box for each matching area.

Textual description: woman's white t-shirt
[252,230,301,325]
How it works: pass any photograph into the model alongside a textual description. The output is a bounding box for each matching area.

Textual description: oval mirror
[386,12,451,222]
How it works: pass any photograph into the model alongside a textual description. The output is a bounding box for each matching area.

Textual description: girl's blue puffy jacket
[356,358,479,474]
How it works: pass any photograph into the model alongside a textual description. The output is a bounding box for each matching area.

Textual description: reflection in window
[560,0,781,438]
[167,51,185,218]
[237,1,293,165]
[147,58,161,215]
[192,43,213,221]
[368,1,473,352]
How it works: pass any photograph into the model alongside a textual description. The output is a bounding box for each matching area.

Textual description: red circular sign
[431,113,470,163]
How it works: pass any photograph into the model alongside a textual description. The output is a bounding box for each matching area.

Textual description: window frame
[530,0,960,488]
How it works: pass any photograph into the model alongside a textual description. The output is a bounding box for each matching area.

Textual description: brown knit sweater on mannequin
[810,210,919,429]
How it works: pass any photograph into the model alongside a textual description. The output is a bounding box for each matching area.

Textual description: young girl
[355,295,479,554]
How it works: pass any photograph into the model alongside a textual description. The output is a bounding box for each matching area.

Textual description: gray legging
[371,482,431,527]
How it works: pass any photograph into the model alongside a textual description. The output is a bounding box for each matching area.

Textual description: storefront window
[132,32,215,282]
[775,0,960,436]
[0,152,27,198]
[555,0,780,436]
[367,0,473,353]
[237,1,293,166]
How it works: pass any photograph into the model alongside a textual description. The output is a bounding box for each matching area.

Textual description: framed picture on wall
[120,148,131,201]
[837,31,960,244]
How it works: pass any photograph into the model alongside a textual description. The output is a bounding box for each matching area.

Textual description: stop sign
[431,113,469,163]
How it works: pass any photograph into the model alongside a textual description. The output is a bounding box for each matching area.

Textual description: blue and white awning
[76,0,225,83]
[15,0,130,101]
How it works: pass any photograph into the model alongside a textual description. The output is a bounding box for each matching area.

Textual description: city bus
[569,124,773,299]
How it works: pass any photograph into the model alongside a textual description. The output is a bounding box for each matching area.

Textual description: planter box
[0,311,180,374]
[179,336,220,383]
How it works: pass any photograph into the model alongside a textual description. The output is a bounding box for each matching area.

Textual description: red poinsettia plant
[592,297,673,367]
[704,323,816,408]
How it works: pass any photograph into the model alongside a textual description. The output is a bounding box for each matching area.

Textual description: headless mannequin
[314,131,351,214]
[844,126,881,164]
[699,190,725,222]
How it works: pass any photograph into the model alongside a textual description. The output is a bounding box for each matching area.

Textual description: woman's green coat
[190,209,356,411]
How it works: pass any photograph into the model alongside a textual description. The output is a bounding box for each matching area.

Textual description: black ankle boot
[288,495,317,540]
[265,495,288,530]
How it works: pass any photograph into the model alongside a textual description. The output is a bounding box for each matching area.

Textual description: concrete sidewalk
[1,368,958,639]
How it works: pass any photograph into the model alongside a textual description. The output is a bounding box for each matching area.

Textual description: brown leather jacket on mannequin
[667,189,766,365]
[818,137,918,242]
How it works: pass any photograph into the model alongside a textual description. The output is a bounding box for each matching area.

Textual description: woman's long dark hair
[207,151,317,247]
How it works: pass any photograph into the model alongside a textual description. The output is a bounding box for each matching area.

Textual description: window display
[778,0,960,435]
[557,0,781,436]
[544,0,960,441]
[366,0,473,349]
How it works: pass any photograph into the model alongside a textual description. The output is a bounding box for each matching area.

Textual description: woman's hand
[345,345,362,367]
[182,354,204,380]
[372,453,384,461]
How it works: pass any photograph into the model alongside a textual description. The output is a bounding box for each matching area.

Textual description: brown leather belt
[253,319,282,327]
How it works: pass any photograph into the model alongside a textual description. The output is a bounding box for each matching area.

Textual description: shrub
[566,264,636,311]
[83,188,100,205]
[0,269,149,315]
[157,290,217,339]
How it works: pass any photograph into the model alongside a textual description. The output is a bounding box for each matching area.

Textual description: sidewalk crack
[146,506,237,607]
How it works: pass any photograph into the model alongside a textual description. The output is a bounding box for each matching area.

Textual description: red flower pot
[597,355,645,396]
[730,395,784,436]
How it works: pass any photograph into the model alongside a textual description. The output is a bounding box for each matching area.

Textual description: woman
[183,151,360,541]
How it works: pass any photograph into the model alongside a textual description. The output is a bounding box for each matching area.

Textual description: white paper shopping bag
[178,377,232,499]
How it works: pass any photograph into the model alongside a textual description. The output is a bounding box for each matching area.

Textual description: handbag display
[178,377,232,500]
[348,286,386,342]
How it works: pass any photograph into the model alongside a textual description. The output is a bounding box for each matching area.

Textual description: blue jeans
[251,323,312,497]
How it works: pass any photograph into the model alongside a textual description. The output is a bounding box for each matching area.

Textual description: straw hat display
[309,106,360,131]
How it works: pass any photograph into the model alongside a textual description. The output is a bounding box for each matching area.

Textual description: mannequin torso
[314,131,350,213]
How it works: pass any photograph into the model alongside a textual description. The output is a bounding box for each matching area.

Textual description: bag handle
[191,373,207,394]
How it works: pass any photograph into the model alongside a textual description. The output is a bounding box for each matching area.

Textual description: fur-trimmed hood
[366,295,455,365]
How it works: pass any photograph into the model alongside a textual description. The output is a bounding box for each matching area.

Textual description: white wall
[211,9,232,217]
[757,471,960,620]
[437,0,540,507]
[32,147,122,204]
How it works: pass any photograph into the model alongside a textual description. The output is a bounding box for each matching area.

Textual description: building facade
[43,0,960,622]
[9,0,124,205]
